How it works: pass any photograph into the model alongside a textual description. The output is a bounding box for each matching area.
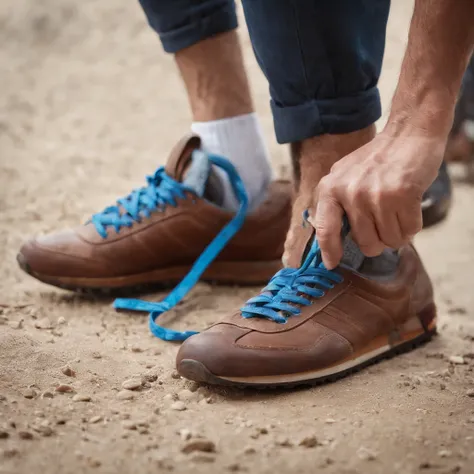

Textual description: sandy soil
[1,1,474,473]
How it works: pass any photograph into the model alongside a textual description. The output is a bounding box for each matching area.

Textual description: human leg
[140,0,272,210]
[177,0,437,387]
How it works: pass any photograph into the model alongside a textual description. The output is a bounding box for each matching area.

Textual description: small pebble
[449,356,465,365]
[34,317,53,330]
[171,401,186,411]
[91,352,102,359]
[55,385,74,393]
[122,421,137,430]
[57,317,66,325]
[72,394,91,402]
[131,345,143,353]
[243,447,256,455]
[42,391,54,399]
[8,320,23,329]
[438,449,452,458]
[0,431,9,439]
[122,378,142,391]
[187,382,200,393]
[227,463,242,472]
[325,418,336,424]
[0,395,6,402]
[178,389,198,402]
[275,437,293,447]
[182,439,216,454]
[179,428,193,441]
[466,389,474,398]
[60,365,76,377]
[89,416,103,424]
[143,373,158,383]
[190,453,215,463]
[19,431,34,440]
[171,371,181,380]
[23,388,36,399]
[299,436,321,448]
[37,426,53,437]
[357,446,377,461]
[116,390,134,401]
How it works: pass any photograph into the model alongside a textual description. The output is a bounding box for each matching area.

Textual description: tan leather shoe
[17,135,291,293]
[176,236,436,388]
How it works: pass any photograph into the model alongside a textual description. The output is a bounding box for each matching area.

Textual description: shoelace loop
[113,152,249,341]
[240,238,343,324]
[91,168,192,239]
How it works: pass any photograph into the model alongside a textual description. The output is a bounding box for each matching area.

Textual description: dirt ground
[1,1,474,473]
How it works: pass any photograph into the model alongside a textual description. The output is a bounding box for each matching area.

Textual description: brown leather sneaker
[17,135,291,293]
[176,235,437,388]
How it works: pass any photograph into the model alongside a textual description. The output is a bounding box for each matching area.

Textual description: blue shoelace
[113,152,249,341]
[240,234,343,324]
[91,168,194,239]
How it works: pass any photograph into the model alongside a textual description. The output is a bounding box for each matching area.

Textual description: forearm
[387,0,474,137]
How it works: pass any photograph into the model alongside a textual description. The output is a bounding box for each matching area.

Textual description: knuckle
[318,176,332,194]
[347,185,364,203]
[315,227,332,242]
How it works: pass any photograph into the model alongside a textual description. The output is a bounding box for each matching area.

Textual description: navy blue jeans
[139,0,391,144]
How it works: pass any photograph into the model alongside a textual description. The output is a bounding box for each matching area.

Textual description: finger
[311,196,344,269]
[397,203,423,240]
[347,211,385,257]
[373,209,405,249]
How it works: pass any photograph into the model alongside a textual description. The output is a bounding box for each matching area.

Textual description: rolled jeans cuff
[158,5,238,53]
[271,86,382,144]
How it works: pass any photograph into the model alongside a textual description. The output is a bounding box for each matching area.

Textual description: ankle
[291,125,376,191]
[192,113,272,212]
[284,125,376,267]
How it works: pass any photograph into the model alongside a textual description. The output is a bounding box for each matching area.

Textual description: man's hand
[310,130,445,269]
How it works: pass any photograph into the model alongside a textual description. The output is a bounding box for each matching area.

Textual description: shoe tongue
[164,134,202,181]
[164,134,225,205]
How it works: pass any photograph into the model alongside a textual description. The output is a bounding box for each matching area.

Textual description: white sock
[191,112,272,212]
